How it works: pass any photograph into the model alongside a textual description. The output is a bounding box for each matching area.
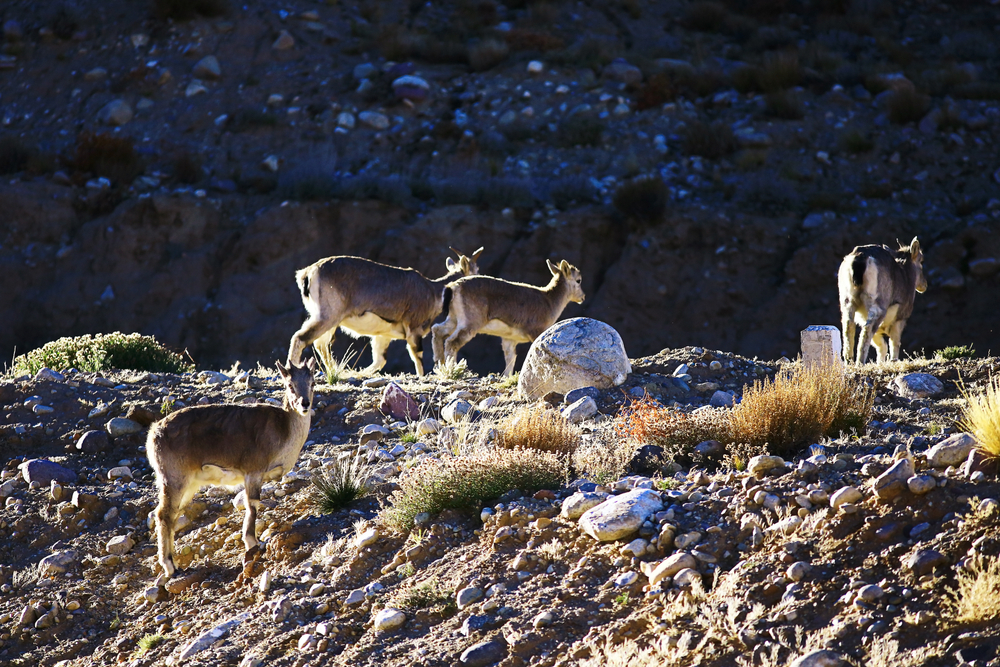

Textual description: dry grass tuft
[613,395,731,463]
[729,365,874,456]
[496,404,581,457]
[757,50,802,92]
[947,553,1000,623]
[887,87,930,125]
[961,376,1000,458]
[381,447,564,531]
[613,174,668,225]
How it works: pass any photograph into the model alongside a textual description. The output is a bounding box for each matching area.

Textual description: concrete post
[801,325,843,368]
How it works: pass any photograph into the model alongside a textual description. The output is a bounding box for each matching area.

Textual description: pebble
[106,417,143,437]
[108,466,133,481]
[926,433,977,468]
[621,538,649,557]
[527,61,544,74]
[35,368,65,382]
[460,639,507,667]
[97,99,133,126]
[614,571,639,587]
[830,486,863,511]
[177,612,252,661]
[442,399,472,423]
[77,430,110,453]
[561,491,606,520]
[790,650,845,667]
[873,458,914,501]
[372,608,406,633]
[907,475,936,494]
[673,568,701,587]
[358,111,390,130]
[21,459,77,486]
[857,584,884,602]
[787,561,811,582]
[641,552,696,586]
[456,586,484,609]
[344,589,365,606]
[355,527,379,549]
[84,67,108,81]
[905,549,948,576]
[193,55,221,79]
[532,610,554,628]
[748,455,785,475]
[106,535,135,555]
[272,30,295,50]
[562,396,598,423]
[674,531,701,549]
[894,373,944,399]
[40,550,79,576]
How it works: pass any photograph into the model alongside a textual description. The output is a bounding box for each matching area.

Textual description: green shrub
[310,455,373,514]
[936,345,975,360]
[10,333,193,377]
[381,447,564,531]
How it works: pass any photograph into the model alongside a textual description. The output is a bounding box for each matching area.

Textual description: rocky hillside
[1,0,999,373]
[1,349,999,667]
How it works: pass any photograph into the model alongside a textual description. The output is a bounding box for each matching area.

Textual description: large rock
[372,608,406,632]
[894,373,944,399]
[518,318,630,400]
[460,639,507,667]
[20,459,77,486]
[926,433,977,468]
[578,489,663,541]
[40,550,79,576]
[561,491,606,520]
[379,382,419,421]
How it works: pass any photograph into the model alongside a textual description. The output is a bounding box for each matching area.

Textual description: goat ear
[559,259,570,272]
[459,256,470,273]
[306,357,317,372]
[910,237,920,254]
[472,247,484,262]
[446,257,457,271]
[276,361,290,378]
[546,259,559,275]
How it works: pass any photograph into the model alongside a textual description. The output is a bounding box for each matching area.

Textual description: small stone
[621,538,649,557]
[578,489,663,541]
[416,418,442,435]
[353,63,378,80]
[673,568,701,587]
[532,611,554,628]
[355,527,379,549]
[873,458,914,501]
[894,373,944,399]
[904,549,948,577]
[344,589,365,606]
[927,433,977,468]
[674,532,701,550]
[748,455,786,475]
[97,99,133,126]
[106,418,143,437]
[21,459,77,486]
[460,639,507,667]
[108,466,133,481]
[392,75,431,101]
[272,30,295,50]
[198,370,231,384]
[84,67,108,81]
[614,570,639,587]
[602,60,642,86]
[907,475,936,495]
[561,492,605,520]
[442,399,472,424]
[830,486,863,510]
[358,110,390,130]
[641,552,697,586]
[790,650,845,667]
[858,584,884,602]
[106,535,135,555]
[527,61,544,74]
[562,396,598,424]
[193,55,222,79]
[456,587,483,609]
[787,561,811,582]
[372,608,406,632]
[34,368,65,382]
[40,550,79,576]
[309,583,325,596]
[69,430,100,458]
[380,382,420,421]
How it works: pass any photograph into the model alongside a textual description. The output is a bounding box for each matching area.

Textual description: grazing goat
[149,359,315,578]
[288,247,483,377]
[838,237,926,364]
[432,259,584,376]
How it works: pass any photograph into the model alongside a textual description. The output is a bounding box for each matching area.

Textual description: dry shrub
[381,448,564,530]
[496,404,581,456]
[961,376,1000,458]
[887,87,930,125]
[613,175,668,225]
[947,553,1000,623]
[757,50,801,92]
[614,395,731,464]
[72,131,143,184]
[635,72,676,110]
[682,120,736,159]
[763,90,804,119]
[573,436,639,485]
[729,364,874,456]
[469,38,509,71]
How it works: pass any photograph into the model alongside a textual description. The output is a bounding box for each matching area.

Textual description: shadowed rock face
[3,184,999,372]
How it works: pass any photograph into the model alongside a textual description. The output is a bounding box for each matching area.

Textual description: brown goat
[288,248,483,377]
[148,359,315,578]
[838,237,927,364]
[432,259,585,376]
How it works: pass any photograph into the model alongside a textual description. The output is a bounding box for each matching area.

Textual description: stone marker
[801,325,843,368]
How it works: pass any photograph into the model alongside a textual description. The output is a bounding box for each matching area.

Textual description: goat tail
[441,286,453,318]
[850,254,867,287]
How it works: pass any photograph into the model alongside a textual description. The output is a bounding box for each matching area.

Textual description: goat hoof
[243,545,261,565]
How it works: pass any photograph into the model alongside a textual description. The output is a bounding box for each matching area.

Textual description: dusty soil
[1,350,999,667]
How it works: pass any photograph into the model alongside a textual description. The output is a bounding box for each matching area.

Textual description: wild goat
[838,237,926,364]
[288,247,483,377]
[432,259,584,376]
[149,359,315,578]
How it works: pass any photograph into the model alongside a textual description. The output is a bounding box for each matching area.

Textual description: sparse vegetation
[136,634,165,655]
[960,376,1000,458]
[381,447,564,530]
[496,405,581,457]
[9,332,192,377]
[947,553,1000,623]
[310,455,373,514]
[393,579,456,614]
[613,175,668,226]
[71,131,144,184]
[613,396,731,464]
[434,358,472,381]
[936,345,975,360]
